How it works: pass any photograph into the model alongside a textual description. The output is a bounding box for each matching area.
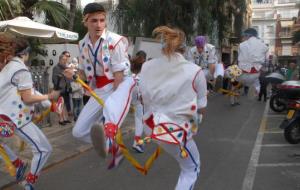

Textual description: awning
[280,20,294,28]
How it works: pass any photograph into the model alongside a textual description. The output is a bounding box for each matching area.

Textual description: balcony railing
[277,0,297,4]
[253,0,273,4]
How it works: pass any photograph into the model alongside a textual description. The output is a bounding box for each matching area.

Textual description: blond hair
[152,26,186,57]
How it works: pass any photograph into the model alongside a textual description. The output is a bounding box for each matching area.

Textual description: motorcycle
[280,99,300,144]
[266,72,286,112]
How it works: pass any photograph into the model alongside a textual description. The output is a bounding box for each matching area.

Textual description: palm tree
[0,0,68,28]
[68,0,77,30]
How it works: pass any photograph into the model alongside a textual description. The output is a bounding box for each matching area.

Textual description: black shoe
[59,121,66,125]
[258,98,261,101]
[64,120,71,124]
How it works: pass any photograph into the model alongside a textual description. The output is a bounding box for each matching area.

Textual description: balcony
[252,0,273,4]
[277,0,297,4]
[252,0,274,8]
[279,32,292,38]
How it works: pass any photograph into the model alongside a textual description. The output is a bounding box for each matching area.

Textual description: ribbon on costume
[218,88,240,97]
[0,144,16,176]
[116,129,162,175]
[73,74,162,175]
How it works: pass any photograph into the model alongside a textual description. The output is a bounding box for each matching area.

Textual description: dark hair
[15,39,30,57]
[62,51,70,55]
[242,28,258,37]
[136,50,147,60]
[83,3,105,16]
[131,50,147,74]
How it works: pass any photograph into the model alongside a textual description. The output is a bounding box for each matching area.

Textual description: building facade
[252,0,299,65]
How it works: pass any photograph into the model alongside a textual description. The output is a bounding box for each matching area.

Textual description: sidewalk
[0,112,135,188]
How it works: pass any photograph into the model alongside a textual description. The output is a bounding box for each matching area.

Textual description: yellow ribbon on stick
[74,75,162,175]
[0,144,16,176]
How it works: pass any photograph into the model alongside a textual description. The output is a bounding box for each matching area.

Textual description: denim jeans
[72,98,82,120]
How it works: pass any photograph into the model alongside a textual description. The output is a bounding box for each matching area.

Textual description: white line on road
[259,144,297,147]
[242,102,269,190]
[256,163,300,167]
[264,130,283,134]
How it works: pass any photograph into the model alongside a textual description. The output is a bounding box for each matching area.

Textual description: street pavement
[1,92,300,190]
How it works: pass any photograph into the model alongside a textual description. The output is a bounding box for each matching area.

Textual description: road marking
[242,101,269,190]
[256,163,300,167]
[259,144,297,147]
[266,114,285,118]
[264,130,283,134]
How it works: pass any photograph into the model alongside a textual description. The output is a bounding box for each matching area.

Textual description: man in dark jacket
[52,51,72,124]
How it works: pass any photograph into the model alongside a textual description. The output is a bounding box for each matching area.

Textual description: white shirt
[238,37,268,72]
[140,53,207,123]
[186,44,218,68]
[78,29,130,79]
[0,57,34,128]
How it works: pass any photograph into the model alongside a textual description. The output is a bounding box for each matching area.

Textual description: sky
[81,0,95,8]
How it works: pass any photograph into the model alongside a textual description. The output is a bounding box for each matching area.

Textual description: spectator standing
[52,51,72,125]
[286,62,299,80]
[70,57,84,121]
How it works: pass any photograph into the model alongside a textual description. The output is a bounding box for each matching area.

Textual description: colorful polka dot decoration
[0,115,15,137]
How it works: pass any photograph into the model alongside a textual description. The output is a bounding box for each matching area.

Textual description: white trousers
[134,102,144,137]
[238,73,260,92]
[158,139,200,190]
[72,77,135,143]
[15,122,52,176]
[131,85,144,138]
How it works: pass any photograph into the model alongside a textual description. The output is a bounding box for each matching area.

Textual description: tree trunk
[68,0,77,31]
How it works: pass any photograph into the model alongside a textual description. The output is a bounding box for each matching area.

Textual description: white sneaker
[132,141,144,153]
[20,181,34,190]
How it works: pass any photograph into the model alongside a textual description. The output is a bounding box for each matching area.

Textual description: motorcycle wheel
[270,94,286,113]
[284,122,300,144]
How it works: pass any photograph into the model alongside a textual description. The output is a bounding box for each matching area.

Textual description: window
[266,26,274,34]
[277,9,298,19]
[253,0,273,4]
[280,27,291,37]
[278,0,296,4]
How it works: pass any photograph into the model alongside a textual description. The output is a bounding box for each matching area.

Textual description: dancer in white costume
[0,47,27,181]
[186,36,224,91]
[140,26,207,190]
[0,40,59,190]
[238,28,269,94]
[64,3,134,168]
[130,50,147,153]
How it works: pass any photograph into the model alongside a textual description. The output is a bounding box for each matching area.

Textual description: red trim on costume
[113,37,124,50]
[144,114,155,129]
[95,76,114,88]
[134,136,141,141]
[104,123,118,138]
[151,123,187,145]
[26,173,38,184]
[242,67,258,74]
[12,158,22,168]
[116,81,136,126]
[192,69,202,93]
[145,114,187,145]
